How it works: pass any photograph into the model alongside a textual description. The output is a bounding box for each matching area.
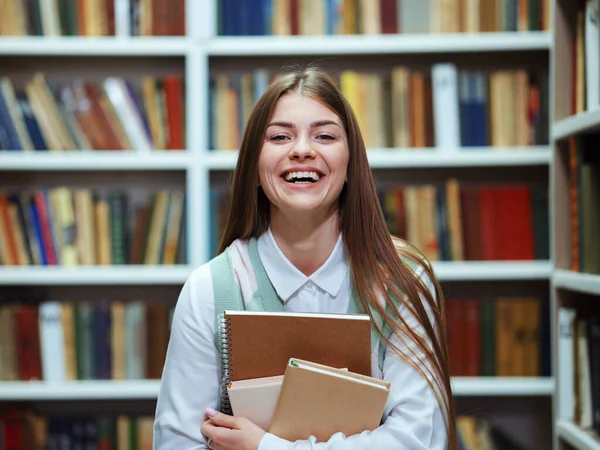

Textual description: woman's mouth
[281,170,324,184]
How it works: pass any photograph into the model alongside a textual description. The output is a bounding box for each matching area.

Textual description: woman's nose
[289,135,316,160]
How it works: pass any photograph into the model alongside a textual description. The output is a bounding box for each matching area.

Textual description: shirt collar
[257,227,349,302]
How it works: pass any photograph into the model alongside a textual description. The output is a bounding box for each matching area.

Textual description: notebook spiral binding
[218,313,233,415]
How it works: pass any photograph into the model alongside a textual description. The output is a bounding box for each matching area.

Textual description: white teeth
[284,171,322,182]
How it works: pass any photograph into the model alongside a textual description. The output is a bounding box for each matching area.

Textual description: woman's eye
[269,134,289,141]
[317,134,335,141]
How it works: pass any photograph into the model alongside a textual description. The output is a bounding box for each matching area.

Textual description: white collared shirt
[153,229,447,450]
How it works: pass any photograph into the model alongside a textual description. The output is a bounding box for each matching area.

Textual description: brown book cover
[221,311,372,382]
[269,358,390,442]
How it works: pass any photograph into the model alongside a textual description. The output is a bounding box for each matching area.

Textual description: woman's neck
[269,209,341,276]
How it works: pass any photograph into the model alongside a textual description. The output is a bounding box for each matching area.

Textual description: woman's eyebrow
[267,120,341,128]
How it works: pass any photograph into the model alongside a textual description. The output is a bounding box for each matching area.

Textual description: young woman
[153,66,457,450]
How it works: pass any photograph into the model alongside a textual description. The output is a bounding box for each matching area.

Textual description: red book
[1,412,24,450]
[14,305,42,381]
[463,299,481,376]
[380,0,398,33]
[290,0,299,35]
[478,186,497,260]
[445,299,465,376]
[508,185,535,260]
[163,75,185,150]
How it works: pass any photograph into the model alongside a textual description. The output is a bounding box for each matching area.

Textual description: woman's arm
[257,265,448,450]
[153,265,220,450]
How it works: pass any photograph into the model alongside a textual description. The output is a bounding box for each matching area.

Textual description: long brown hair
[218,65,457,449]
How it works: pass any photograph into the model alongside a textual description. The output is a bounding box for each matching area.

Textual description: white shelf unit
[553,270,600,297]
[205,147,552,170]
[0,261,551,286]
[552,108,600,141]
[0,151,192,171]
[207,31,552,56]
[0,377,555,401]
[0,36,192,56]
[0,266,193,285]
[0,0,554,444]
[556,420,600,450]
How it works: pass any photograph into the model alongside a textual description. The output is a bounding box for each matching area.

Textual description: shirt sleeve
[153,264,219,450]
[257,264,448,450]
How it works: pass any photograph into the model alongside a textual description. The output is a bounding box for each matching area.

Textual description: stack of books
[218,310,390,441]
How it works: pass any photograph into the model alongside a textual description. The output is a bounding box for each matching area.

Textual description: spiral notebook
[218,310,372,414]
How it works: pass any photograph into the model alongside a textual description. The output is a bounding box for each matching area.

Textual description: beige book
[229,368,350,431]
[228,374,284,430]
[269,359,390,442]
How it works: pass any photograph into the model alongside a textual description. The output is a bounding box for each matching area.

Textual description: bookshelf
[551,0,600,449]
[0,0,556,447]
[0,377,555,401]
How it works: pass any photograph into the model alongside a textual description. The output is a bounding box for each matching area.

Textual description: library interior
[0,0,599,449]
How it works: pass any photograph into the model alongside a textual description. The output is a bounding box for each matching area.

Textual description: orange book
[220,311,372,383]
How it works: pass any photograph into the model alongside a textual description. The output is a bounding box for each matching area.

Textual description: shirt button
[306,281,314,290]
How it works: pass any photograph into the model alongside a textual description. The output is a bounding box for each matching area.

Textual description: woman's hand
[201,408,266,450]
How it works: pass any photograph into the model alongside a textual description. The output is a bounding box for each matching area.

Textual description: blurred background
[0,0,598,449]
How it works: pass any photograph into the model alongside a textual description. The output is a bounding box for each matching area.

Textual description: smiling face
[258,92,350,218]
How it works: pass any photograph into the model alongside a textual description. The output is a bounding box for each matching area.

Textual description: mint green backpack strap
[210,249,244,350]
[209,248,245,414]
[246,237,285,312]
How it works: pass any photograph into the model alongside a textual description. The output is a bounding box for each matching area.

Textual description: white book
[558,308,576,420]
[39,301,67,382]
[228,375,284,430]
[115,0,131,37]
[400,0,430,34]
[586,0,600,110]
[125,301,146,379]
[103,77,153,151]
[39,0,61,36]
[432,63,461,151]
[577,320,593,428]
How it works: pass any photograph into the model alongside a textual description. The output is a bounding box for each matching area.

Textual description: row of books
[568,133,600,275]
[209,181,549,262]
[572,0,600,114]
[0,0,184,36]
[456,415,530,450]
[0,409,524,450]
[446,297,550,378]
[0,299,174,382]
[0,73,185,152]
[558,308,600,437]
[0,411,154,450]
[218,0,551,36]
[0,188,186,267]
[209,66,549,151]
